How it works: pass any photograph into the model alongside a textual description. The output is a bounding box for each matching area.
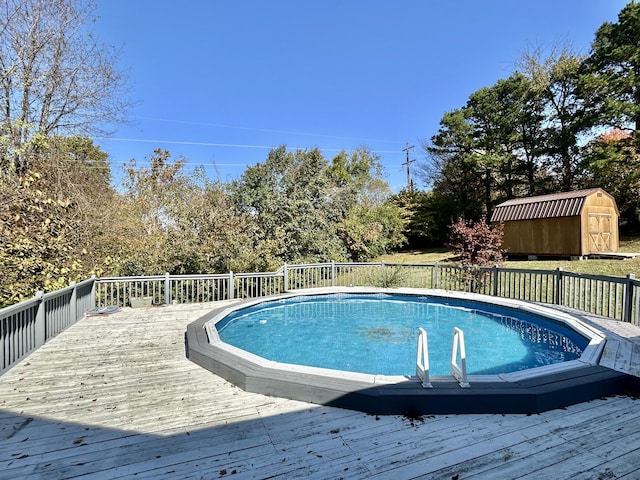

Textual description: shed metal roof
[491,188,604,223]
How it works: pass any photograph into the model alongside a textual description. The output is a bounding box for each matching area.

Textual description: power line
[95,137,275,150]
[94,136,403,155]
[134,116,401,145]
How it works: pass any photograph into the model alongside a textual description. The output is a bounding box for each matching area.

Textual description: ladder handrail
[415,327,433,388]
[450,327,470,388]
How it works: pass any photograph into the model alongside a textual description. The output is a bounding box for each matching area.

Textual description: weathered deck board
[1,302,640,479]
[434,396,640,479]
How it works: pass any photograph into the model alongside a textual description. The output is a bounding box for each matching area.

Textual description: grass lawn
[378,237,640,279]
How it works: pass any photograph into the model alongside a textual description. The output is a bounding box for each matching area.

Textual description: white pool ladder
[450,327,470,388]
[416,327,433,388]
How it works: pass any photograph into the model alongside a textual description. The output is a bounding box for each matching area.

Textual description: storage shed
[490,188,619,257]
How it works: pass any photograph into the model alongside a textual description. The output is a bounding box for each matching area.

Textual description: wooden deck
[2,302,640,479]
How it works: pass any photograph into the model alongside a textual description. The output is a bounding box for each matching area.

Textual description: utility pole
[402,141,416,191]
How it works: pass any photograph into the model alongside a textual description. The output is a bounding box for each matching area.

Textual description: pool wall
[186,288,635,415]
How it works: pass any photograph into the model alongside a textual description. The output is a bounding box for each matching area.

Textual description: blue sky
[93,1,629,192]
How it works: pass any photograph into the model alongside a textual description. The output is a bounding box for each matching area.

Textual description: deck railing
[1,278,96,374]
[94,270,287,307]
[284,262,640,325]
[2,262,640,375]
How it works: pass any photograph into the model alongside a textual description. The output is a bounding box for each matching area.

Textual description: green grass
[377,248,451,264]
[378,238,640,279]
[620,237,640,253]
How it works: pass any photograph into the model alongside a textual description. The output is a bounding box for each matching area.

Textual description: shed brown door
[588,214,612,252]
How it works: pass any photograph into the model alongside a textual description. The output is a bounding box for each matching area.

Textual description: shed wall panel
[501,217,581,256]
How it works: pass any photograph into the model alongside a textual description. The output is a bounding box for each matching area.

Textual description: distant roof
[491,188,607,222]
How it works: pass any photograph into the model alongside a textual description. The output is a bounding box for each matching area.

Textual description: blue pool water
[216,293,589,376]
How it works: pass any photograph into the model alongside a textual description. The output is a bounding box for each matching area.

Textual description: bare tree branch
[0,0,130,174]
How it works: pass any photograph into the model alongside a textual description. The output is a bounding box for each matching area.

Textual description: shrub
[448,217,504,267]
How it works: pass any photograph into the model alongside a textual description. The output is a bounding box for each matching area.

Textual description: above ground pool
[215,293,588,376]
[186,288,631,415]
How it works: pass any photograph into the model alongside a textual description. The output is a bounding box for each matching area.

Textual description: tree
[448,217,504,267]
[339,203,405,261]
[38,136,116,269]
[578,1,640,230]
[0,0,129,174]
[117,149,196,275]
[230,146,348,267]
[327,146,386,205]
[519,45,590,190]
[230,146,405,266]
[426,74,545,223]
[583,1,640,146]
[544,54,588,190]
[390,188,437,248]
[424,46,597,239]
[582,129,640,232]
[0,134,121,305]
[0,167,84,306]
[329,147,405,260]
[163,175,257,274]
[424,108,487,223]
[116,149,258,275]
[448,217,504,292]
[466,74,545,205]
[424,75,543,225]
[478,72,548,197]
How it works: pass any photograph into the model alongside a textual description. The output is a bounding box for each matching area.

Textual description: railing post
[331,261,336,287]
[492,265,499,297]
[70,281,77,322]
[164,272,171,305]
[283,263,288,291]
[623,274,635,323]
[434,262,439,289]
[381,261,386,287]
[34,291,45,348]
[554,267,563,305]
[229,271,234,300]
[90,275,97,309]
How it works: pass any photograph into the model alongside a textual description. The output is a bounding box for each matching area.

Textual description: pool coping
[185,287,636,414]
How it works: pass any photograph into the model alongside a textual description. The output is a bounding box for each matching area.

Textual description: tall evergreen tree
[583,1,640,147]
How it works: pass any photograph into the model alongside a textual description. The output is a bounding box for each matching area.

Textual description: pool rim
[206,287,604,382]
[186,287,633,415]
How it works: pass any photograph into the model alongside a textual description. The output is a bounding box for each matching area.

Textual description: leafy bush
[0,170,84,307]
[448,217,504,267]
